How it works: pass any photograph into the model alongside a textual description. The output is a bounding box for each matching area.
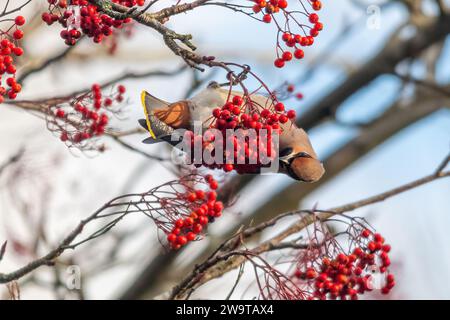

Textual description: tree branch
[170,159,450,299]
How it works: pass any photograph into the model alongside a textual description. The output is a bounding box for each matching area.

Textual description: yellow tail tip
[140,90,156,139]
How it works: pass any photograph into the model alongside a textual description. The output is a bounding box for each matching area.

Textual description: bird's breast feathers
[189,88,227,125]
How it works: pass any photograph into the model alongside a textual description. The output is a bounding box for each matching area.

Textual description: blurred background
[0,0,449,299]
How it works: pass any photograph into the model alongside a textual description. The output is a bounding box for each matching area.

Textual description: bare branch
[0,175,216,284]
[18,42,80,83]
[0,0,31,18]
[151,0,211,22]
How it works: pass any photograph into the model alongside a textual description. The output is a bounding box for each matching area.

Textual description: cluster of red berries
[294,229,395,300]
[0,16,26,104]
[251,0,323,68]
[185,95,296,174]
[42,0,144,46]
[51,84,126,148]
[166,175,222,250]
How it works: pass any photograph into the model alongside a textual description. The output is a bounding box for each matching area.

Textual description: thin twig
[18,42,80,83]
[0,148,24,178]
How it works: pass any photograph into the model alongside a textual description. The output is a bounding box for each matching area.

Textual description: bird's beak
[279,152,325,182]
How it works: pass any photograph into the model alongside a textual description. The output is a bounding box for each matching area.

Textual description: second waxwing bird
[139,82,325,182]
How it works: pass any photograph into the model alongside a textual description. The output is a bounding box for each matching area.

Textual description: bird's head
[279,149,325,182]
[278,127,325,182]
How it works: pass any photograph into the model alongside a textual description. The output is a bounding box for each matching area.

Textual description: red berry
[118,85,126,94]
[386,274,395,283]
[212,109,224,120]
[15,16,26,26]
[60,131,68,142]
[252,4,262,13]
[198,216,208,225]
[274,102,285,112]
[232,106,241,115]
[207,191,217,201]
[13,30,24,40]
[309,13,319,24]
[260,109,270,118]
[368,242,377,252]
[282,51,293,62]
[361,229,371,238]
[282,32,291,42]
[92,84,101,92]
[374,233,383,243]
[278,0,287,9]
[186,232,196,241]
[195,190,205,200]
[175,219,184,228]
[13,47,23,56]
[187,192,197,202]
[176,236,188,246]
[337,274,348,284]
[6,78,15,87]
[167,233,177,243]
[214,201,224,213]
[55,109,65,118]
[263,14,272,23]
[184,217,194,226]
[337,253,348,264]
[274,58,285,68]
[192,224,203,233]
[287,110,296,119]
[294,49,304,59]
[209,180,218,190]
[224,164,234,172]
[305,268,317,279]
[312,1,322,10]
[232,96,243,106]
[310,28,319,37]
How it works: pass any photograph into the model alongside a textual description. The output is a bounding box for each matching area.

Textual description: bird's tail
[140,91,175,144]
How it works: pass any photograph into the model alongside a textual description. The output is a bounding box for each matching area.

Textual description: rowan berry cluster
[250,0,323,68]
[42,0,144,46]
[293,228,395,300]
[165,175,222,250]
[0,16,26,104]
[184,94,297,174]
[48,84,126,151]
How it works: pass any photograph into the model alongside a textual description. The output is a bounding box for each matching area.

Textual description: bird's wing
[140,91,192,147]
[142,90,171,111]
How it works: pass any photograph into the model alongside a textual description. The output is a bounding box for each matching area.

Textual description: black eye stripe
[295,152,312,159]
[288,152,312,164]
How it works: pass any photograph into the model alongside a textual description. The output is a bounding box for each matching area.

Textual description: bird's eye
[279,147,293,158]
[294,152,313,159]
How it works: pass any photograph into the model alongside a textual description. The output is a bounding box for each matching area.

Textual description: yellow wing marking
[141,91,156,139]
